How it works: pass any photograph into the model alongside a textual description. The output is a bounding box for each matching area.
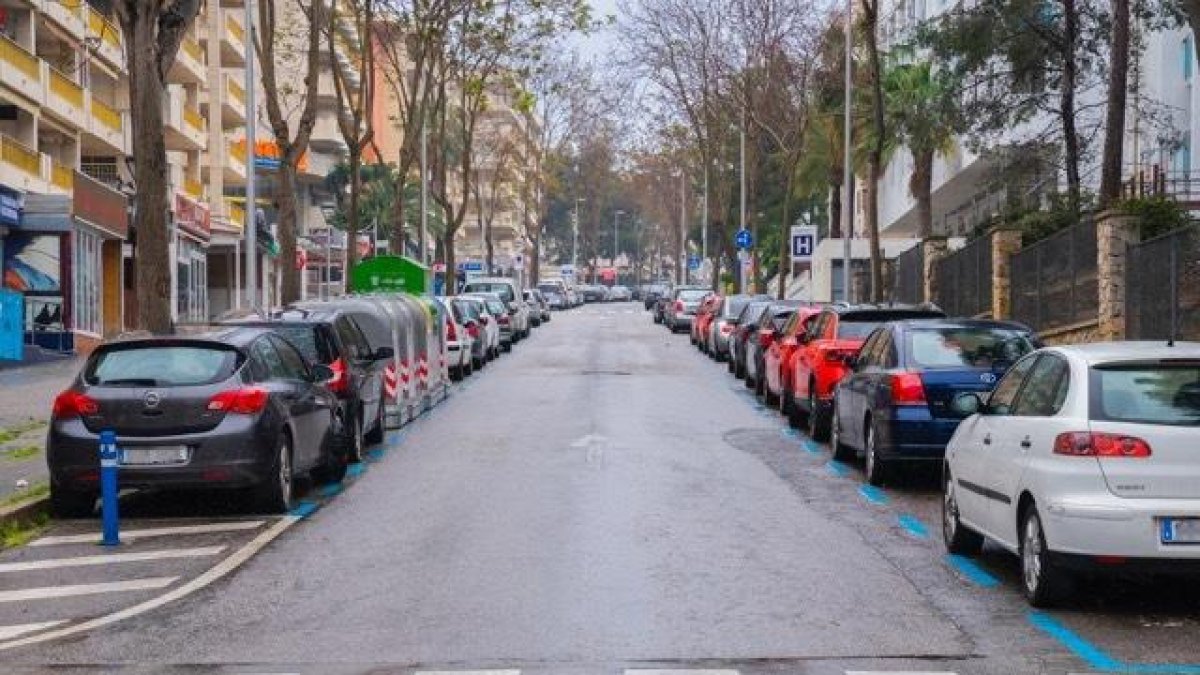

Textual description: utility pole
[841,0,854,303]
[243,0,257,310]
[739,106,748,293]
[573,198,584,276]
[419,123,428,265]
[679,171,686,285]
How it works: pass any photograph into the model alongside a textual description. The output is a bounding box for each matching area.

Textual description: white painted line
[30,520,265,546]
[0,546,225,573]
[416,671,521,675]
[0,621,67,640]
[0,577,177,603]
[625,671,740,675]
[0,515,298,652]
[845,671,958,675]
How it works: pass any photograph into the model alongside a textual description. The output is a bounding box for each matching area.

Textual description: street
[1,303,1199,674]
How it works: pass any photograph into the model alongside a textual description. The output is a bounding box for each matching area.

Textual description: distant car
[454,295,499,366]
[47,329,343,516]
[942,342,1200,606]
[764,304,824,411]
[729,300,775,378]
[608,285,633,302]
[745,301,805,398]
[537,282,568,310]
[788,304,946,441]
[830,319,1037,485]
[462,277,531,339]
[643,284,670,311]
[692,294,722,349]
[524,288,551,323]
[665,286,710,333]
[465,293,516,351]
[436,296,476,381]
[581,285,609,303]
[708,294,767,362]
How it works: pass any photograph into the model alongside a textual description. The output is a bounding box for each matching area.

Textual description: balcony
[0,135,48,193]
[44,66,86,125]
[168,35,205,85]
[164,89,206,151]
[219,11,246,66]
[182,175,205,202]
[49,158,75,194]
[310,109,347,154]
[225,139,247,183]
[85,95,126,153]
[44,0,87,43]
[226,199,245,231]
[222,74,246,126]
[86,7,125,71]
[0,34,42,101]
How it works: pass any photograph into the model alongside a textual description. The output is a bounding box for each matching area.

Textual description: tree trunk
[530,234,540,285]
[1099,0,1130,209]
[828,178,842,239]
[443,230,457,295]
[865,162,884,302]
[393,174,408,255]
[278,162,301,304]
[911,149,935,240]
[1061,0,1082,213]
[345,148,362,292]
[864,0,886,302]
[128,20,172,333]
[778,180,793,300]
[484,218,495,274]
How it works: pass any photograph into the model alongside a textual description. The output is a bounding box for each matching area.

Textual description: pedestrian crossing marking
[30,520,265,546]
[0,546,225,573]
[0,576,177,603]
[0,621,67,640]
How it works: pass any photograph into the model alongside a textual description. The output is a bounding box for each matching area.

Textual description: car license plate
[121,446,189,466]
[1160,518,1200,544]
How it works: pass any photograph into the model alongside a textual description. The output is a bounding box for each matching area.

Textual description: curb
[0,495,50,528]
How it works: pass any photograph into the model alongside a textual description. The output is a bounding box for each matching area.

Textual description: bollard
[98,429,120,546]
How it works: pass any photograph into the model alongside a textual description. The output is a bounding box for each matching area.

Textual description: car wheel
[1021,504,1074,607]
[345,413,365,463]
[807,389,830,442]
[727,357,735,373]
[49,484,96,519]
[502,341,512,352]
[943,469,984,555]
[780,388,793,416]
[864,421,891,486]
[450,365,463,382]
[830,401,855,462]
[257,434,295,514]
[764,379,779,406]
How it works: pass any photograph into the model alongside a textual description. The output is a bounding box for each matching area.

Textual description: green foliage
[0,481,47,508]
[0,513,48,550]
[1117,195,1194,240]
[986,192,1091,245]
[2,446,41,461]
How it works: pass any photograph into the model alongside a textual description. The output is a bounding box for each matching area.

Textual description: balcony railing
[87,7,122,50]
[226,76,246,106]
[51,160,74,191]
[230,141,247,163]
[227,200,245,229]
[0,34,41,80]
[183,177,204,200]
[181,36,203,64]
[0,135,42,177]
[183,105,205,134]
[91,98,122,131]
[225,14,245,43]
[49,68,84,107]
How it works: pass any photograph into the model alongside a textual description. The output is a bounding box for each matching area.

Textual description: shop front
[174,194,211,323]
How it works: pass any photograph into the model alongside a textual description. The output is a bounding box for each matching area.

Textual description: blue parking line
[826,460,850,477]
[898,514,929,538]
[1028,612,1200,674]
[365,448,387,463]
[781,428,799,438]
[801,440,822,455]
[946,554,1000,588]
[318,483,343,498]
[858,485,889,505]
[288,500,320,520]
[346,463,366,479]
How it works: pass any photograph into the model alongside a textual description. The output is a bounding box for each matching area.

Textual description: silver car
[665,287,711,333]
[462,277,531,340]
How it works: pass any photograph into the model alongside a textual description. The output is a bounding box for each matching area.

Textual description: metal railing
[935,235,993,318]
[1126,225,1200,341]
[0,34,41,80]
[87,7,122,50]
[229,141,247,164]
[0,135,41,177]
[225,14,245,43]
[49,68,84,107]
[181,36,203,64]
[183,105,205,133]
[91,98,122,131]
[1009,219,1098,333]
[891,244,924,304]
[183,177,204,199]
[226,76,246,106]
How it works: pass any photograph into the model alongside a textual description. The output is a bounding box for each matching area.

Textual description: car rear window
[1090,363,1200,426]
[724,298,752,318]
[486,300,506,315]
[260,325,328,364]
[906,327,1036,369]
[677,289,709,301]
[538,284,560,294]
[837,320,881,339]
[464,282,515,303]
[86,345,241,386]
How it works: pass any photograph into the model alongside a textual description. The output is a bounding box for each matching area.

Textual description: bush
[1116,196,1193,241]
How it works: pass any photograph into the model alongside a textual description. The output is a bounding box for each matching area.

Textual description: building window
[1184,36,1194,82]
[72,227,103,336]
[176,236,209,323]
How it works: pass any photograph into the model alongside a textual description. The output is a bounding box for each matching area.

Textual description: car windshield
[486,300,506,314]
[538,284,560,294]
[464,282,514,303]
[85,345,241,386]
[1090,363,1200,426]
[724,297,752,318]
[678,289,709,301]
[906,327,1036,369]
[836,320,881,339]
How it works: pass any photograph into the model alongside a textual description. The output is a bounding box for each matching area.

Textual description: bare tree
[470,126,517,273]
[112,0,202,332]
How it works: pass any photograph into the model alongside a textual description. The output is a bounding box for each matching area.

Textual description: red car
[787,305,944,440]
[692,294,722,349]
[762,305,824,410]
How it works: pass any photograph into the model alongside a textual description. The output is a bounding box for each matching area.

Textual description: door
[840,329,885,450]
[270,335,331,469]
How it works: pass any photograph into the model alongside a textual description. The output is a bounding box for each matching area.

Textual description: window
[251,338,287,379]
[987,354,1039,415]
[72,227,103,336]
[878,332,898,368]
[905,327,1037,369]
[271,336,310,380]
[86,346,239,386]
[176,237,208,323]
[1012,354,1070,416]
[1090,363,1200,426]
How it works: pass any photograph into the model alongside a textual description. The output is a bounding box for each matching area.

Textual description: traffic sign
[790,226,817,262]
[687,254,701,271]
[560,264,576,278]
[735,229,753,249]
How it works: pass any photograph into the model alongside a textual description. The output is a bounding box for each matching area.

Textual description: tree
[859,0,886,302]
[113,0,202,332]
[257,0,326,305]
[1099,0,1130,208]
[471,128,517,273]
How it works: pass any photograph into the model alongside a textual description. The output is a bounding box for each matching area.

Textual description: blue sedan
[830,319,1038,486]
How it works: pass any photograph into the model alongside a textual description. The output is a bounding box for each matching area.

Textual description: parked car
[829,319,1038,485]
[608,285,633,302]
[436,296,476,381]
[462,277,531,339]
[47,329,343,516]
[465,293,515,351]
[643,284,670,311]
[222,303,393,462]
[454,295,499,366]
[787,304,946,441]
[942,342,1200,606]
[764,304,825,409]
[729,300,775,378]
[652,291,674,324]
[525,288,551,324]
[581,285,609,303]
[665,286,711,333]
[745,301,804,397]
[708,294,767,362]
[692,294,723,348]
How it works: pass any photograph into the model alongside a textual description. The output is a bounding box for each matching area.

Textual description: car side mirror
[374,346,395,360]
[310,364,334,382]
[951,392,982,416]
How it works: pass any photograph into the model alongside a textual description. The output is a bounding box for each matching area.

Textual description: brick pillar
[990,228,1022,320]
[921,237,949,305]
[1097,210,1141,341]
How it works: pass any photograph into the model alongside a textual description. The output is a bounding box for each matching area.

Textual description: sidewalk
[0,356,82,505]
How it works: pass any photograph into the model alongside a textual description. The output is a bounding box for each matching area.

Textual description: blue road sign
[687,255,701,270]
[735,229,753,249]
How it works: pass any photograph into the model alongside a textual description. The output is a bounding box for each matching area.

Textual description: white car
[942,341,1200,606]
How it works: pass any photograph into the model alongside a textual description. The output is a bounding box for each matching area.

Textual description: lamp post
[243,0,258,310]
[841,0,854,303]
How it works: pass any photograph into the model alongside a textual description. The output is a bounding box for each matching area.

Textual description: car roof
[103,326,268,351]
[464,277,515,285]
[891,318,1034,332]
[1050,341,1200,365]
[827,302,943,314]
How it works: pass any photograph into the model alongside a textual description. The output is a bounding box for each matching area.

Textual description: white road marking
[0,621,67,640]
[0,515,298,652]
[625,671,740,675]
[0,577,177,603]
[0,546,225,573]
[30,520,265,546]
[416,671,521,675]
[845,671,958,674]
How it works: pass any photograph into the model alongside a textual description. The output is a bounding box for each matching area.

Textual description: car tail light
[466,323,480,339]
[498,315,511,326]
[720,323,734,335]
[446,321,458,342]
[52,390,99,418]
[326,358,349,395]
[207,386,269,415]
[890,372,927,404]
[674,300,684,313]
[757,329,774,348]
[1053,432,1152,458]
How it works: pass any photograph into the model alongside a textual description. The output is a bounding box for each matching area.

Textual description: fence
[1009,219,1098,333]
[934,235,993,318]
[1126,225,1200,341]
[891,244,924,304]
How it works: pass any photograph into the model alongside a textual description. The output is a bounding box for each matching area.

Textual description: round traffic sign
[735,229,753,249]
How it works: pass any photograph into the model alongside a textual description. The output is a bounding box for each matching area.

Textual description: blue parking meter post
[98,430,120,546]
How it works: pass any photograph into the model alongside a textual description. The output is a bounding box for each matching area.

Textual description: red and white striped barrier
[384,363,398,401]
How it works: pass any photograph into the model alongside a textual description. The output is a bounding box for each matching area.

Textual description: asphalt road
[3,303,1197,674]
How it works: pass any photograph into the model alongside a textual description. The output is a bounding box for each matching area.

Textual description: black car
[47,329,342,516]
[643,284,670,311]
[222,303,393,463]
[729,300,775,379]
